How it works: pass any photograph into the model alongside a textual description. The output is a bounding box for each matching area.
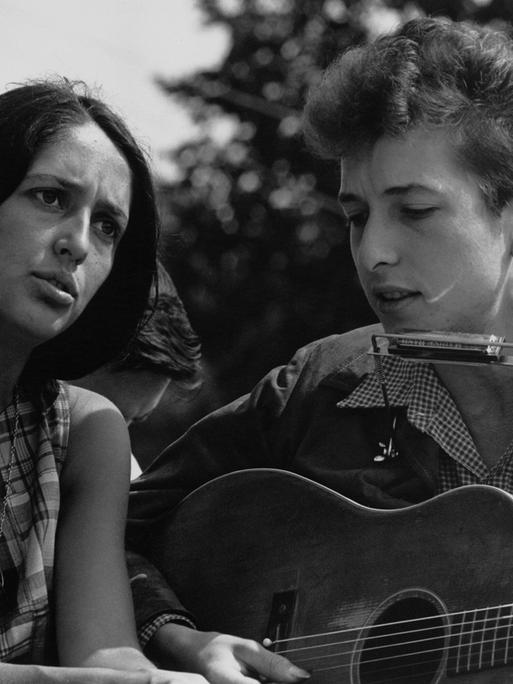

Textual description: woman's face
[0,121,132,351]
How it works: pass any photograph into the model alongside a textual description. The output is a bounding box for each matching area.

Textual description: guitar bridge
[265,590,298,647]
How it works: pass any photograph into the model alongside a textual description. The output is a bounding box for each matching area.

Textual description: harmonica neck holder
[368,330,513,463]
[369,331,513,367]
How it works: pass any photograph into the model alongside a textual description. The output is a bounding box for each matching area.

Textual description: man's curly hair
[304,16,513,213]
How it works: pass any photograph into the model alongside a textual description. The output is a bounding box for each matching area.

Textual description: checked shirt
[339,354,513,495]
[0,381,69,664]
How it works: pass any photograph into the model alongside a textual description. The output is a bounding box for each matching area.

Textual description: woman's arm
[54,386,207,683]
[56,386,145,667]
[0,662,205,683]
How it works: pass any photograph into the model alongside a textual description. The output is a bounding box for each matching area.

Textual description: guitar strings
[276,621,447,655]
[287,639,513,680]
[365,647,513,683]
[268,607,513,678]
[273,609,513,655]
[277,631,513,676]
[270,600,513,647]
[277,628,513,667]
[311,655,452,683]
[279,623,505,658]
[289,630,508,663]
[302,642,511,680]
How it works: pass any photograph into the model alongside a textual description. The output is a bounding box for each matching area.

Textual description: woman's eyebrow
[96,199,129,223]
[24,172,75,184]
[24,173,129,222]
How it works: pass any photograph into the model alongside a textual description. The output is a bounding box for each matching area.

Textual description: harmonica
[369,331,513,365]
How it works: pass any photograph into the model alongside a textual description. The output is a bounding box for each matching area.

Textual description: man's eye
[34,189,62,208]
[346,212,368,230]
[401,206,436,219]
[131,413,150,425]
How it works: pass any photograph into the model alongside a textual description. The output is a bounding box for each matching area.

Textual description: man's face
[103,369,170,426]
[339,127,513,336]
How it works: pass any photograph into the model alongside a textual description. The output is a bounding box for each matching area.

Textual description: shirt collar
[337,354,486,478]
[337,354,432,409]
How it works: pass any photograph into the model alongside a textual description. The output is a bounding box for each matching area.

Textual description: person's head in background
[3,79,159,385]
[75,260,202,426]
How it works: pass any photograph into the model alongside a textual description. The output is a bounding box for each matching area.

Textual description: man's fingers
[235,641,310,682]
[264,650,310,682]
[204,660,262,684]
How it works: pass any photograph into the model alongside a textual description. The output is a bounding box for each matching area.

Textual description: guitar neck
[447,604,513,676]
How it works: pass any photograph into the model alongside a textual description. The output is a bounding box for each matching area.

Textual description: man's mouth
[373,289,420,311]
[377,290,417,301]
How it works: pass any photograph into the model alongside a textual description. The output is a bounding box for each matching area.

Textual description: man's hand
[146,625,311,684]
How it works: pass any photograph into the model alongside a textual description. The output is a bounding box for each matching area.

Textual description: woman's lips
[33,275,76,308]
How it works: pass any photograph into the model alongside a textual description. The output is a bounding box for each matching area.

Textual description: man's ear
[500,202,513,255]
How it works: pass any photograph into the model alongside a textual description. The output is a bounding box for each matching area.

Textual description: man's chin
[379,321,430,334]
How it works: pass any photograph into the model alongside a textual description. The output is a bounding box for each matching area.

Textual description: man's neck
[435,363,513,469]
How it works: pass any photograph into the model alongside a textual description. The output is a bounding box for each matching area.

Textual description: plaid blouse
[339,354,513,494]
[0,380,69,664]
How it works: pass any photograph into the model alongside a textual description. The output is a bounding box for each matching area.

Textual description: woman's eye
[96,218,120,241]
[34,189,63,208]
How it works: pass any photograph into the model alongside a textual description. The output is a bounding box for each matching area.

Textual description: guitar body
[149,469,513,683]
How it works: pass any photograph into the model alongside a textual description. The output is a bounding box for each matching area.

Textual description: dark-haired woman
[0,80,206,684]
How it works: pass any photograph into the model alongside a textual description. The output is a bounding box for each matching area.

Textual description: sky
[0,0,230,179]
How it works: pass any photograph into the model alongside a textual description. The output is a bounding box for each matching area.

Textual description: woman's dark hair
[0,79,159,380]
[304,17,513,212]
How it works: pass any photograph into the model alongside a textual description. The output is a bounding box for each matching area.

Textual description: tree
[159,0,375,402]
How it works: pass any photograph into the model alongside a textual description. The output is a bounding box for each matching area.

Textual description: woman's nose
[53,215,90,265]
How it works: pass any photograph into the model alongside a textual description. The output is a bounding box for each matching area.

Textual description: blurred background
[3,0,512,466]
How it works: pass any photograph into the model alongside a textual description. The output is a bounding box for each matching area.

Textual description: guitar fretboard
[447,604,513,675]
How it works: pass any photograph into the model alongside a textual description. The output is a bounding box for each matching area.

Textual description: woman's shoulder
[19,378,103,423]
[63,385,131,485]
[66,385,129,460]
[67,384,124,422]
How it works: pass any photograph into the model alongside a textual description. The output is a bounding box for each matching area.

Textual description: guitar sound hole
[358,596,446,684]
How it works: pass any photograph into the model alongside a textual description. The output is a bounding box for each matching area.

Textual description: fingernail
[289,665,311,679]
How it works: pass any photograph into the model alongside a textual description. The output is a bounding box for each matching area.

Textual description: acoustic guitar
[149,468,513,683]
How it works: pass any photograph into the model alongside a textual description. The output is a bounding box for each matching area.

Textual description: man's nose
[352,214,400,272]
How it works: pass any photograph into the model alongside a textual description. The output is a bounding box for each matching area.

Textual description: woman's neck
[0,380,19,412]
[0,340,31,411]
